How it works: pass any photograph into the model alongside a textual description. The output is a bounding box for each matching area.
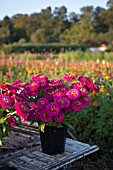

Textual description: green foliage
[71,85,113,159]
[0,44,88,54]
[0,4,113,47]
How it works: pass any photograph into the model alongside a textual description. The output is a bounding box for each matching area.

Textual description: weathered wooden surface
[0,125,99,170]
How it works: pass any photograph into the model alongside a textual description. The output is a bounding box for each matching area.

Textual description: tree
[31,28,49,43]
[93,7,108,33]
[68,12,80,23]
[0,16,15,43]
[107,0,113,7]
[52,6,70,42]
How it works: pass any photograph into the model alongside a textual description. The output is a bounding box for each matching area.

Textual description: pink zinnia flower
[32,74,48,87]
[72,82,83,89]
[12,79,21,85]
[80,96,91,106]
[64,107,73,113]
[6,72,10,78]
[28,89,39,97]
[0,95,13,108]
[29,80,40,91]
[46,102,60,116]
[54,112,65,123]
[79,87,88,96]
[14,102,28,121]
[78,76,91,84]
[63,74,75,82]
[44,89,54,99]
[27,109,35,121]
[54,97,66,108]
[40,109,52,122]
[8,116,17,126]
[50,78,63,86]
[36,98,49,110]
[28,102,38,109]
[53,90,63,97]
[71,100,83,111]
[92,83,100,93]
[67,89,80,100]
[35,108,42,119]
[63,97,70,108]
[59,85,69,95]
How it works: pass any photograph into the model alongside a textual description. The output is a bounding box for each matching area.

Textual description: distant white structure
[89,44,107,52]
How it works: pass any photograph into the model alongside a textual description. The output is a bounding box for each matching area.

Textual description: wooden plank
[0,126,99,170]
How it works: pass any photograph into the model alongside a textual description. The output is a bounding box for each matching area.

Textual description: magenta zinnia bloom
[0,95,13,108]
[72,82,83,89]
[14,102,28,121]
[80,96,91,106]
[50,78,63,86]
[54,97,66,108]
[67,89,80,100]
[54,112,65,123]
[36,98,49,110]
[12,79,21,85]
[29,80,40,91]
[32,74,48,87]
[79,87,88,96]
[35,109,42,119]
[44,89,54,99]
[59,85,69,96]
[71,100,83,111]
[78,76,91,84]
[46,102,60,116]
[8,116,17,127]
[28,102,38,109]
[53,90,63,97]
[28,89,40,97]
[40,109,52,122]
[64,107,73,113]
[27,109,35,121]
[85,81,99,93]
[63,74,75,82]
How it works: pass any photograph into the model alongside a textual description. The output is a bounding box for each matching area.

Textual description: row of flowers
[0,73,99,145]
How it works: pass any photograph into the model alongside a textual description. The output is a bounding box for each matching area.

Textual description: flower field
[0,52,113,169]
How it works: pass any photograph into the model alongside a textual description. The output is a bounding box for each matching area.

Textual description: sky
[0,0,108,20]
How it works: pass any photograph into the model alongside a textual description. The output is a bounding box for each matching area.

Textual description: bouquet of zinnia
[0,73,99,145]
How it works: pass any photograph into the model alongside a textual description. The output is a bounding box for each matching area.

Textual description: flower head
[64,74,75,82]
[36,98,49,110]
[14,102,28,121]
[27,109,35,121]
[71,100,83,111]
[50,78,63,87]
[54,112,65,123]
[54,97,67,108]
[8,116,17,126]
[80,96,91,106]
[46,102,60,116]
[0,95,13,108]
[39,109,52,122]
[67,89,80,100]
[29,80,40,91]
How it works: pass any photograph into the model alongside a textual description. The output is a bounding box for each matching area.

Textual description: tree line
[0,0,113,47]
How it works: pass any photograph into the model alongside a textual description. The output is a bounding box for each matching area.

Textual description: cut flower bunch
[0,73,99,145]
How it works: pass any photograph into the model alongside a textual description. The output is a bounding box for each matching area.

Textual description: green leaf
[0,118,5,124]
[63,120,74,129]
[3,125,6,135]
[40,123,45,133]
[0,139,2,146]
[0,109,3,119]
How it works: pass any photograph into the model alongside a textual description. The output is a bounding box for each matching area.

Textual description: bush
[0,44,88,54]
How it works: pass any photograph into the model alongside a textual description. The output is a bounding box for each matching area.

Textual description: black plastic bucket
[40,125,67,155]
